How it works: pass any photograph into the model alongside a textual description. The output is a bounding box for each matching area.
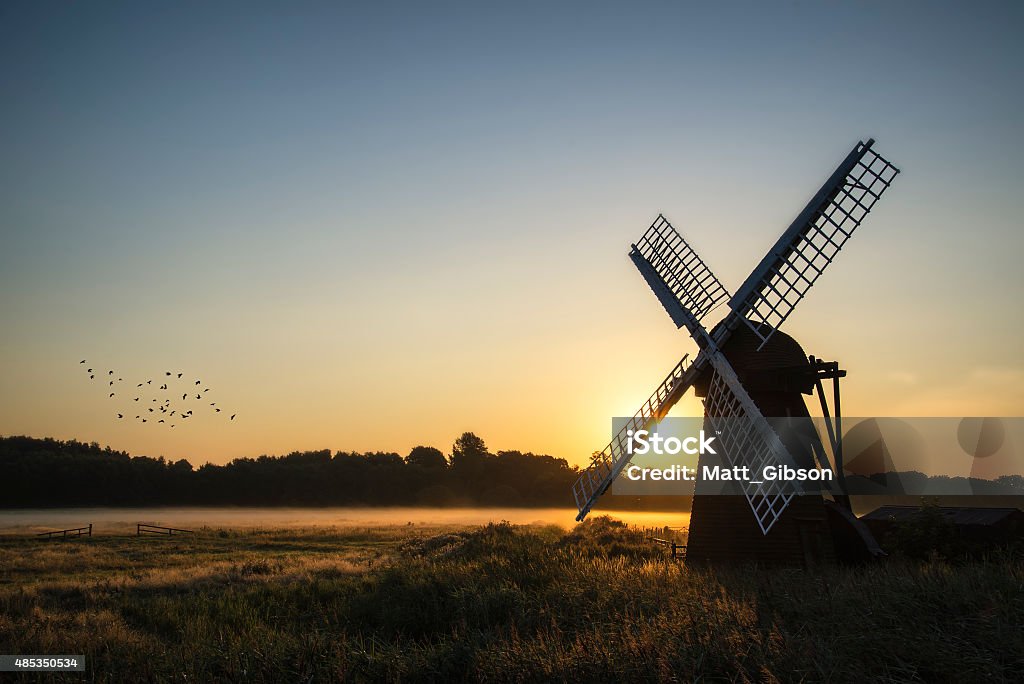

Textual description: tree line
[0,433,581,508]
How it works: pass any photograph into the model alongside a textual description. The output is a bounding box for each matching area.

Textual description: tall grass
[0,518,1020,682]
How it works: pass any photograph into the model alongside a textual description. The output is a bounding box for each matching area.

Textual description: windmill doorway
[796,517,829,570]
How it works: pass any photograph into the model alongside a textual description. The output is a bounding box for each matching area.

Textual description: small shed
[861,505,1024,546]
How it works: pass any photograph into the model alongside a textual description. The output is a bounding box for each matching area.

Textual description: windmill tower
[572,139,899,565]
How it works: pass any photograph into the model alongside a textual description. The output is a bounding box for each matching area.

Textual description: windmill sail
[629,215,731,333]
[727,139,900,349]
[702,357,799,534]
[572,354,693,521]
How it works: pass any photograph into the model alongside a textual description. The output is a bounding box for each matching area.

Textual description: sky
[1,1,1023,468]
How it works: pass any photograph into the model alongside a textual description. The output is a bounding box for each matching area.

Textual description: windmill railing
[573,354,691,519]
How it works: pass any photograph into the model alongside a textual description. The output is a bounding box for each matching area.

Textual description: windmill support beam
[808,355,851,511]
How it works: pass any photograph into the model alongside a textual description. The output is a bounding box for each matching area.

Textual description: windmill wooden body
[572,139,899,565]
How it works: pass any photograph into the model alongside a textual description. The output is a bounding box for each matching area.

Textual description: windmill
[572,139,899,565]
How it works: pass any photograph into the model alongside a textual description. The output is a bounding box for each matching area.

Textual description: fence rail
[137,523,194,536]
[649,537,686,560]
[37,524,92,539]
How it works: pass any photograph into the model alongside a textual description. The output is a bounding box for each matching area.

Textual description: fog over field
[0,507,691,535]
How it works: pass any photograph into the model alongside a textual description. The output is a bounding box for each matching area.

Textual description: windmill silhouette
[572,139,900,565]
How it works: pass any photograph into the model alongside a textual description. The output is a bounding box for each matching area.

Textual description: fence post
[88,524,93,538]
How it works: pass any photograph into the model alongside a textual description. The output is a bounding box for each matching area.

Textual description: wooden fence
[137,523,194,536]
[37,524,92,539]
[649,537,686,560]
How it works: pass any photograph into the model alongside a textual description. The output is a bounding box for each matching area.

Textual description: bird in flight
[78,361,236,429]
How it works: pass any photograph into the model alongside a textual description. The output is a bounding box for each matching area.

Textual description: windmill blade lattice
[728,140,900,349]
[572,354,693,521]
[630,215,731,332]
[703,358,799,534]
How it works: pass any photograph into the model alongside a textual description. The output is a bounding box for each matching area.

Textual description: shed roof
[861,506,1024,526]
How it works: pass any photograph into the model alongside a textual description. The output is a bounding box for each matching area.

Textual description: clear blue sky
[2,1,1022,465]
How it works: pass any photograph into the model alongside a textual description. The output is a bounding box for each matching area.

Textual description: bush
[886,500,965,561]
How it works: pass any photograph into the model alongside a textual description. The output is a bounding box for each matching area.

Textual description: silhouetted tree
[406,446,447,469]
[450,432,491,495]
[451,432,489,469]
[0,434,582,508]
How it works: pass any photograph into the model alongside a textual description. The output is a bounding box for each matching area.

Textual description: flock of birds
[79,359,236,428]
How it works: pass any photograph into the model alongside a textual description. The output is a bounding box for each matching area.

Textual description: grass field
[0,518,1021,682]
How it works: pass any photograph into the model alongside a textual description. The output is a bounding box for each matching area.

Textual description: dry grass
[0,519,1021,682]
